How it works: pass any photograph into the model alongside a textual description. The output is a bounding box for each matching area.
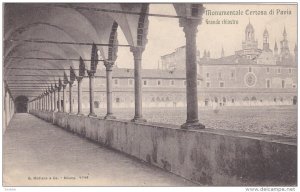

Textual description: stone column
[42,96,44,111]
[38,97,41,110]
[69,83,73,114]
[46,94,48,111]
[58,88,61,112]
[62,85,66,112]
[44,95,46,111]
[54,90,57,112]
[5,90,9,127]
[77,78,83,115]
[88,73,96,117]
[50,91,53,111]
[130,47,146,122]
[180,19,205,129]
[47,93,50,111]
[104,61,116,119]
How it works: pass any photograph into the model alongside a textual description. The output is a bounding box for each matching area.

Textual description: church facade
[64,23,297,111]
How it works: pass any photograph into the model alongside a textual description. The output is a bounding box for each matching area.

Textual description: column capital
[130,46,144,60]
[104,60,115,71]
[87,70,95,78]
[181,19,199,37]
[76,76,83,83]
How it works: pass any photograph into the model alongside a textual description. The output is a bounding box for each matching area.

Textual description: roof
[246,22,254,32]
[198,55,257,65]
[95,68,202,79]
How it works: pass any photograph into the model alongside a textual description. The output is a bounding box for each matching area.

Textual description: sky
[115,3,297,69]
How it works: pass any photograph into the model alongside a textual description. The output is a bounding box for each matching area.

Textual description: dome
[245,22,254,32]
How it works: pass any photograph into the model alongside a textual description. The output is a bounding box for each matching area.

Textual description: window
[277,68,281,74]
[114,79,119,85]
[94,101,99,108]
[266,67,270,73]
[170,80,175,86]
[218,72,222,80]
[157,80,161,86]
[231,99,235,103]
[293,84,297,88]
[116,98,120,103]
[266,79,271,88]
[249,67,252,72]
[289,68,292,73]
[231,70,236,79]
[197,80,200,86]
[219,81,224,88]
[206,73,210,78]
[206,82,210,88]
[282,80,285,88]
[183,80,186,86]
[143,80,147,86]
[128,79,133,86]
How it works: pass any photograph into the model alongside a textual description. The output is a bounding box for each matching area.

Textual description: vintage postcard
[2,2,297,190]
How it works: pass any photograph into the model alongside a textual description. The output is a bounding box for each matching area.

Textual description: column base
[77,113,84,116]
[104,114,116,120]
[131,117,147,123]
[88,113,97,117]
[181,120,205,130]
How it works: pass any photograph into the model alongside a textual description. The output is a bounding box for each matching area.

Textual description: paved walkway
[3,113,195,186]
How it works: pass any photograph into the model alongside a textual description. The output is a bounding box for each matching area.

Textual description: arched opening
[293,96,297,105]
[15,95,29,113]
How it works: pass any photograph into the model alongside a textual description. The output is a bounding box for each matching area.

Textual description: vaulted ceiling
[3,3,203,100]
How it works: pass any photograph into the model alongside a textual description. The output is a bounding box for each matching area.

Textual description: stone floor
[3,113,195,186]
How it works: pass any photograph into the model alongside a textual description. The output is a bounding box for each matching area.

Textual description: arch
[15,95,29,113]
[293,96,297,105]
[214,97,218,103]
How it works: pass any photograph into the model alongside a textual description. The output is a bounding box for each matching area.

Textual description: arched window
[282,80,285,88]
[243,97,249,101]
[94,101,99,108]
[222,97,226,103]
[205,98,209,106]
[214,97,218,103]
[251,96,257,101]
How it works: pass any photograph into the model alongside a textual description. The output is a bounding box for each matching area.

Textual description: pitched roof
[198,55,257,65]
[95,68,197,79]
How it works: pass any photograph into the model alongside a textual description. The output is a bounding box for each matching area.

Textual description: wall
[30,110,297,186]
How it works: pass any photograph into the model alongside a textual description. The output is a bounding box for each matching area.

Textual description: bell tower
[263,28,270,51]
